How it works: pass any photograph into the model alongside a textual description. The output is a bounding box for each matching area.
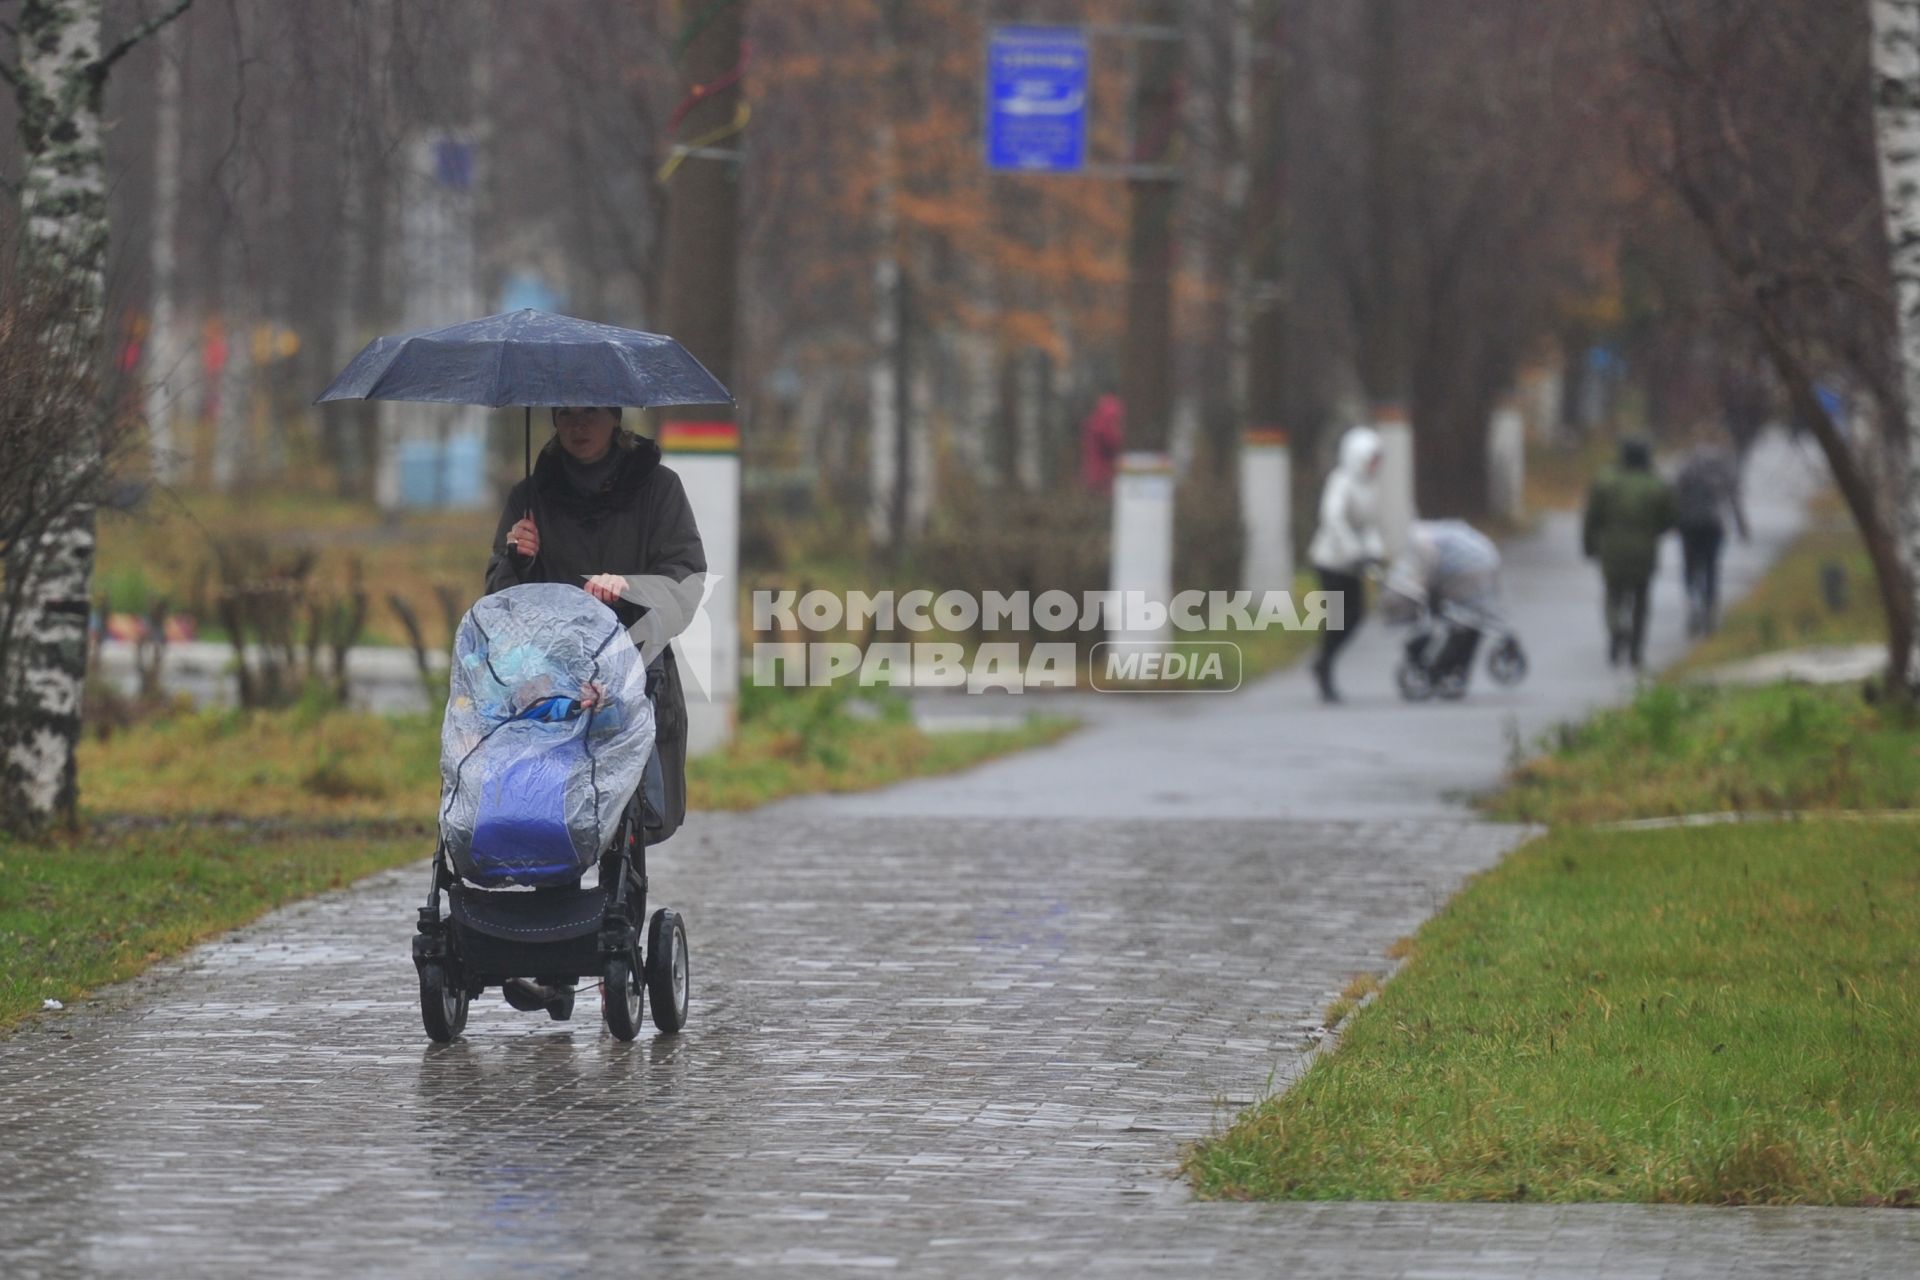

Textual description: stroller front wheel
[603,957,645,1042]
[647,909,690,1035]
[1487,636,1528,686]
[419,963,468,1043]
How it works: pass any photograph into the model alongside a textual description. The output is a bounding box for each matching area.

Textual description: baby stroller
[412,582,691,1043]
[1394,598,1529,701]
[1381,520,1529,702]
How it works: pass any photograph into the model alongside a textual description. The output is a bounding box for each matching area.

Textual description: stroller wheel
[1395,661,1433,702]
[603,958,644,1042]
[1487,637,1528,686]
[1435,670,1469,700]
[646,909,690,1035]
[419,964,468,1044]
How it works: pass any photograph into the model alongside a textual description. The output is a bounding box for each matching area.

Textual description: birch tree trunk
[1,2,113,830]
[1,0,193,832]
[1869,0,1920,695]
[145,18,183,485]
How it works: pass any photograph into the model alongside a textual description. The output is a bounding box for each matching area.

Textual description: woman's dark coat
[485,430,704,840]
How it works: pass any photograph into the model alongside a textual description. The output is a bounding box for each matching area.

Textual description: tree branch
[95,0,194,79]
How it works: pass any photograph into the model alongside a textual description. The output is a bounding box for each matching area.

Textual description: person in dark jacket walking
[486,405,707,829]
[1581,437,1676,669]
[1672,443,1749,637]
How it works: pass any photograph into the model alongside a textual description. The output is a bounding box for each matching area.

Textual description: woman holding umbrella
[321,311,725,1033]
[319,309,730,843]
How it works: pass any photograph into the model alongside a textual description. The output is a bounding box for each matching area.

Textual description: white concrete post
[1109,451,1176,645]
[1488,400,1526,524]
[662,422,739,757]
[1372,403,1416,556]
[1238,428,1292,594]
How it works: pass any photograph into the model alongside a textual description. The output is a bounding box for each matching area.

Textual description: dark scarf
[532,430,663,524]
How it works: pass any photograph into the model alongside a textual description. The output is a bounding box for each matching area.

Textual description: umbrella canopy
[315,309,732,410]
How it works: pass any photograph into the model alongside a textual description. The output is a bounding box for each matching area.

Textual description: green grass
[0,826,423,1031]
[79,697,447,822]
[1491,681,1920,825]
[1191,499,1920,1207]
[1187,821,1920,1206]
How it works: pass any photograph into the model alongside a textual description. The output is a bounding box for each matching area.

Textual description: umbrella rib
[492,334,511,410]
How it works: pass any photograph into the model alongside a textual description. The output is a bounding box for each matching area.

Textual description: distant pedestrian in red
[1079,394,1124,496]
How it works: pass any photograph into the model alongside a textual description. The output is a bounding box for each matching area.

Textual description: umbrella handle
[523,404,531,480]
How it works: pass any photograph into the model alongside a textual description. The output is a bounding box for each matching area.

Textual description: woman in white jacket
[1306,426,1386,702]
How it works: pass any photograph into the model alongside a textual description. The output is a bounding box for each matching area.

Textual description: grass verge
[1187,820,1920,1205]
[1491,680,1920,825]
[0,826,422,1032]
[1191,496,1920,1206]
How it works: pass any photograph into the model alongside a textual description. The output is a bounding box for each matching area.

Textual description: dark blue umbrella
[315,308,732,476]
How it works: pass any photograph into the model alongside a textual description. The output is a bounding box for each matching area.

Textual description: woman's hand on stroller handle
[582,573,630,605]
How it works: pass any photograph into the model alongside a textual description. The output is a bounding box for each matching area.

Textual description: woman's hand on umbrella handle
[584,573,629,605]
[508,514,539,559]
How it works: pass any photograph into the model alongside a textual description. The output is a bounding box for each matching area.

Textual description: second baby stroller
[1380,520,1528,701]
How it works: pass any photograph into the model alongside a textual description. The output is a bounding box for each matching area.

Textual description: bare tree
[1639,0,1914,695]
[0,0,192,833]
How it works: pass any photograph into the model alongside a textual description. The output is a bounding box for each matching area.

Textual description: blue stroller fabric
[471,741,586,882]
[439,583,656,887]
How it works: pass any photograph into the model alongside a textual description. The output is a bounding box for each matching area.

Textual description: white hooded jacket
[1307,426,1387,573]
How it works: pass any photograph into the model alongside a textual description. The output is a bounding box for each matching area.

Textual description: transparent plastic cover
[438,583,655,886]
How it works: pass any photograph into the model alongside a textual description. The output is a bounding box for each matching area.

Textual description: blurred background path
[862,427,1831,820]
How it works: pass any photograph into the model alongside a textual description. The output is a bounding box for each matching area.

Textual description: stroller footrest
[449,883,612,943]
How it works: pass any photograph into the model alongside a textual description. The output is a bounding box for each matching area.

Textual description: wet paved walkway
[7,433,1919,1277]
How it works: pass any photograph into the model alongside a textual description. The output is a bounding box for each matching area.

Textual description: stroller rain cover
[439,583,655,887]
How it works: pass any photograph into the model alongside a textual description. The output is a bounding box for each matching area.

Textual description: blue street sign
[986,26,1087,174]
